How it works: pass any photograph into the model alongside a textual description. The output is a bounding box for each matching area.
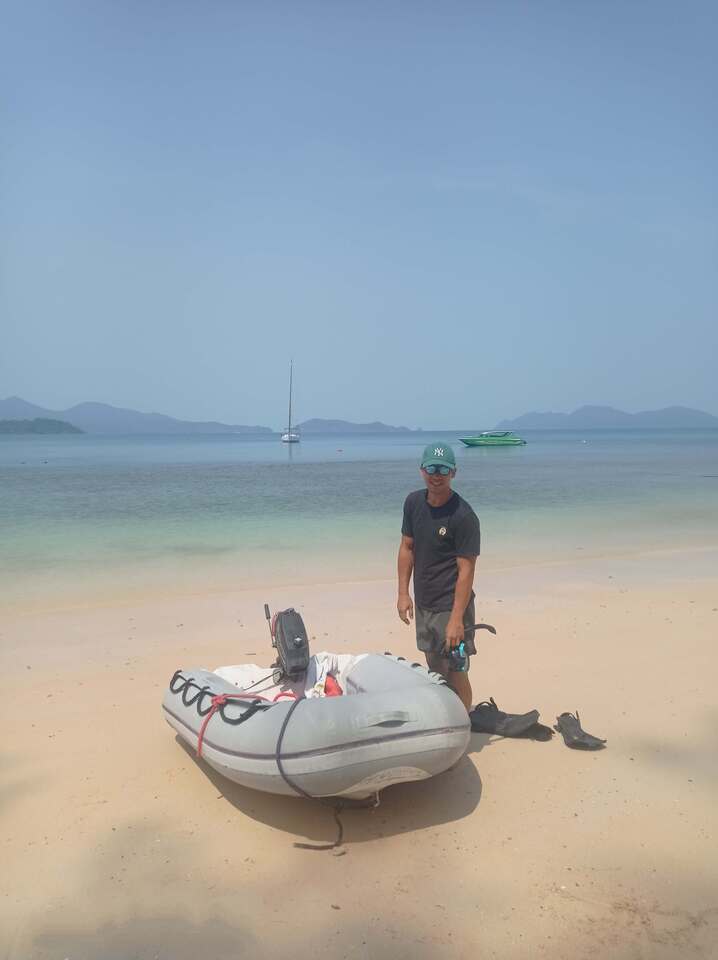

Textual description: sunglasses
[423,464,452,476]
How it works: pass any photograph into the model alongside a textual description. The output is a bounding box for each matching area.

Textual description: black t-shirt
[401,489,481,612]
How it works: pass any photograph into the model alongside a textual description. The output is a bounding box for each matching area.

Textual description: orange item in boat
[324,674,343,697]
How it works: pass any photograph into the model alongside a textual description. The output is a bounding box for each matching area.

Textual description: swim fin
[470,698,540,737]
[515,721,554,741]
[554,711,606,750]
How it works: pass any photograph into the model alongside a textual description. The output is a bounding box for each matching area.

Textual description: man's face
[421,465,455,495]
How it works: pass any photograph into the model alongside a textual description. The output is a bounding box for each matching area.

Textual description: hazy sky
[3,1,716,429]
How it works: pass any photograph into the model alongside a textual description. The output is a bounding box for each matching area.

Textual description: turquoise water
[2,430,717,607]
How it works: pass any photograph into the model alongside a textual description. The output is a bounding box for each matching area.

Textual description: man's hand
[444,614,465,652]
[397,593,414,624]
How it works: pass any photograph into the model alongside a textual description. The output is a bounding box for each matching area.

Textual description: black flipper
[554,711,606,750]
[470,698,540,737]
[514,721,555,741]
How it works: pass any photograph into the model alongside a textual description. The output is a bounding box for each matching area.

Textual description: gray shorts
[415,599,476,672]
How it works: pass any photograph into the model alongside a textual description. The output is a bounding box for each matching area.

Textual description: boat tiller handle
[363,710,413,727]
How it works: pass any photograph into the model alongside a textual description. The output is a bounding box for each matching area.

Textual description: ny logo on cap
[434,447,444,456]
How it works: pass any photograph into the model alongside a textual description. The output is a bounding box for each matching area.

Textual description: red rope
[196,692,267,758]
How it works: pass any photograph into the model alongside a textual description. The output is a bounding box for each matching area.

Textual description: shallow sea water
[1,430,717,608]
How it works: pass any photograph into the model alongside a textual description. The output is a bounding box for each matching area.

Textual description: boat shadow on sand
[175,735,483,845]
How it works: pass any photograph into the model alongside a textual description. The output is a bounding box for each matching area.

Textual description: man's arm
[397,535,415,624]
[444,555,477,650]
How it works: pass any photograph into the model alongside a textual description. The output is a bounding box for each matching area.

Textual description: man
[397,442,480,711]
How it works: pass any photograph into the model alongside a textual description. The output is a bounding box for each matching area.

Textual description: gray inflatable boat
[162,653,470,799]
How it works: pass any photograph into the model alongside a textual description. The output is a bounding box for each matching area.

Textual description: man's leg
[416,606,451,683]
[424,648,448,679]
[416,605,474,712]
[446,670,472,712]
[421,602,475,712]
[424,649,472,711]
[450,598,475,711]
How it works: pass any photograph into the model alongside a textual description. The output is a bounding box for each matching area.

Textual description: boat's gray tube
[162,654,470,799]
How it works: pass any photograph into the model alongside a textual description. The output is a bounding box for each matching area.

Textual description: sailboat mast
[287,360,293,433]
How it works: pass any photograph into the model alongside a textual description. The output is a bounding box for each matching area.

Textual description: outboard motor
[264,604,311,681]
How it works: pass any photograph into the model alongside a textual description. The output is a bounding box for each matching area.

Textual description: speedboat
[459,431,527,447]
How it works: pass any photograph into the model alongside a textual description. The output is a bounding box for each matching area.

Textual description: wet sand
[1,546,717,959]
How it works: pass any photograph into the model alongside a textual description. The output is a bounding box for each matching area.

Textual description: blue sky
[2,1,716,428]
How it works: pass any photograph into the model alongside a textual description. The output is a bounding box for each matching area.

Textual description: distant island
[497,405,718,430]
[3,397,715,436]
[0,398,415,435]
[0,417,84,435]
[0,397,272,436]
[297,418,411,434]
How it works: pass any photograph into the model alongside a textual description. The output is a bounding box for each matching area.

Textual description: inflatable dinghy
[162,651,470,799]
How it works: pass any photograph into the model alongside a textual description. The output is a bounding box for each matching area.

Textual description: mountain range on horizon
[1,396,717,434]
[496,404,718,430]
[296,418,411,434]
[0,396,272,435]
[0,397,415,435]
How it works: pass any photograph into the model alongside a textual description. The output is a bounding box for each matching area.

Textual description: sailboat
[281,361,300,443]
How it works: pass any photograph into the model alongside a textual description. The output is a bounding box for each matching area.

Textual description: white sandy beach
[2,545,717,959]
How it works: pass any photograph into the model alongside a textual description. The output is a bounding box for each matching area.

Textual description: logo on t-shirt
[438,526,447,537]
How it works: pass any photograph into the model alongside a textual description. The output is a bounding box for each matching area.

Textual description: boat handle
[363,710,413,727]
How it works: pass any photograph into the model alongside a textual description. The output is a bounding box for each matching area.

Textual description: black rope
[196,689,215,716]
[170,670,379,851]
[169,671,273,722]
[275,698,311,798]
[274,697,379,852]
[219,699,266,725]
[182,682,211,708]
